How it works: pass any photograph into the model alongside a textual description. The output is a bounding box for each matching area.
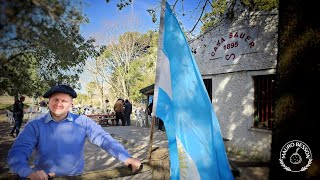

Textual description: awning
[139,84,154,95]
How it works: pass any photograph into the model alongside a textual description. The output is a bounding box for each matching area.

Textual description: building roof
[139,84,154,95]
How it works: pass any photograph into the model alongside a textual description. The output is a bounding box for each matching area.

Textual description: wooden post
[147,116,156,161]
[150,148,170,180]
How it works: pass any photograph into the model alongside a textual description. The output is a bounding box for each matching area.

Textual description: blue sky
[80,0,210,40]
[80,0,159,40]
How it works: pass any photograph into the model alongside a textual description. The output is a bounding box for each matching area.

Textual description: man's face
[48,93,72,120]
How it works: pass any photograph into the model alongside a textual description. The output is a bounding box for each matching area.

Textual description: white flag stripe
[176,137,201,180]
[158,50,172,100]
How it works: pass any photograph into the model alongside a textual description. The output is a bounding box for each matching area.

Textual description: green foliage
[0,0,98,98]
[201,0,228,32]
[241,0,278,11]
[73,93,90,106]
[101,30,158,103]
[0,104,12,110]
[106,0,132,10]
[127,55,156,103]
[85,82,100,104]
[201,0,278,32]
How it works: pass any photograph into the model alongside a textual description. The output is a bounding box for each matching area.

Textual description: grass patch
[0,104,12,111]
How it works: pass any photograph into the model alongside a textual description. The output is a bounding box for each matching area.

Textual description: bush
[0,104,12,111]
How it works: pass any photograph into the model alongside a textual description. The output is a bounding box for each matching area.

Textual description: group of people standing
[113,98,132,126]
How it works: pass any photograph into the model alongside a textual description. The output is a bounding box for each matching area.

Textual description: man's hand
[124,158,141,172]
[27,170,55,180]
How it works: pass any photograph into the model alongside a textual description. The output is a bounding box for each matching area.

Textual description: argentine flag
[153,1,234,180]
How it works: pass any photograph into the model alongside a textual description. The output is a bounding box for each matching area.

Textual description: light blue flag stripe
[155,2,234,180]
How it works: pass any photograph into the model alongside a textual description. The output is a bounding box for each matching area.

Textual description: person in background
[147,101,164,131]
[147,102,154,127]
[105,99,110,113]
[10,96,25,137]
[147,102,153,117]
[135,105,145,127]
[89,105,94,114]
[39,99,48,114]
[7,85,141,179]
[114,98,125,126]
[158,118,164,132]
[124,99,132,126]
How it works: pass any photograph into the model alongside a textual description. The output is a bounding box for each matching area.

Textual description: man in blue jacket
[7,84,141,179]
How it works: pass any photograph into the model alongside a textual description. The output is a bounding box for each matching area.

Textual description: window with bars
[253,75,276,129]
[203,79,212,101]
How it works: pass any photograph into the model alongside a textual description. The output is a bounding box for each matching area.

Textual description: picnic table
[87,114,116,126]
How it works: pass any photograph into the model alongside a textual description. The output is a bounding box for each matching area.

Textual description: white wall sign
[209,28,258,66]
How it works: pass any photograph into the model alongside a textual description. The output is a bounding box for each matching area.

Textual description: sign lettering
[209,29,257,65]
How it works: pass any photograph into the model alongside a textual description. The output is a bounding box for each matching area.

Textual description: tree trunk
[269,0,320,179]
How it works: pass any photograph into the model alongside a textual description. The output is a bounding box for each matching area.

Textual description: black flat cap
[43,84,77,98]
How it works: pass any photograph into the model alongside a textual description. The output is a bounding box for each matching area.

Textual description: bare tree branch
[188,0,210,35]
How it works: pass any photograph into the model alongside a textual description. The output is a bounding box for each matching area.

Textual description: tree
[92,13,157,102]
[102,30,157,102]
[201,0,278,32]
[123,35,157,103]
[85,82,99,106]
[269,0,320,179]
[104,32,150,98]
[73,93,89,107]
[0,0,98,98]
[85,57,110,109]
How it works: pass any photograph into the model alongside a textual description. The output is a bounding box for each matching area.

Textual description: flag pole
[147,0,167,162]
[147,115,156,161]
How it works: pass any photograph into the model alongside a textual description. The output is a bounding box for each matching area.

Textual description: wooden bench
[99,116,116,126]
[0,163,149,179]
[87,114,116,126]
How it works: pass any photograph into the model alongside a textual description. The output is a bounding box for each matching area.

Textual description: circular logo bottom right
[279,140,313,172]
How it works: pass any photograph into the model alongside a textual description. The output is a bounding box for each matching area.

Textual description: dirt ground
[0,122,15,174]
